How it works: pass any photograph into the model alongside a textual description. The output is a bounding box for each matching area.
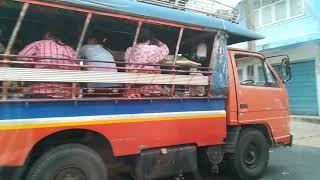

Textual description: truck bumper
[283,134,293,147]
[288,134,293,146]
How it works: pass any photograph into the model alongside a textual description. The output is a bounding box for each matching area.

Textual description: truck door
[230,51,290,144]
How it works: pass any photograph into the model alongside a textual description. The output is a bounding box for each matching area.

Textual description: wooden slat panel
[0,67,209,86]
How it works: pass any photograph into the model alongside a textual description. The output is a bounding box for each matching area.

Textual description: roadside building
[235,0,320,116]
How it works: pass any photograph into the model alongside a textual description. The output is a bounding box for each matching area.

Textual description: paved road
[111,121,320,180]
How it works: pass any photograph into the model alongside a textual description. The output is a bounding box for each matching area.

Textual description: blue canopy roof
[47,0,264,44]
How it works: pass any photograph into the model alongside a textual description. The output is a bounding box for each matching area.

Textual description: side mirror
[280,57,291,82]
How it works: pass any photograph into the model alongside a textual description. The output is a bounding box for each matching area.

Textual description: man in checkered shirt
[18,26,79,98]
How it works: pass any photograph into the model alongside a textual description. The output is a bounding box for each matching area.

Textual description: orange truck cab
[227,49,292,146]
[0,0,292,180]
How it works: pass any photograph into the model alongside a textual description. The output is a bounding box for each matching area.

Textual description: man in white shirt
[80,35,121,88]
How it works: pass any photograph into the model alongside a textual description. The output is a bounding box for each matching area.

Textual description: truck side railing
[0,54,211,100]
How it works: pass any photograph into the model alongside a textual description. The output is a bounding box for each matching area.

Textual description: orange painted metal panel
[226,51,239,125]
[228,49,291,145]
[0,116,226,166]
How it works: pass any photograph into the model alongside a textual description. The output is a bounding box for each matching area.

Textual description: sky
[223,0,241,7]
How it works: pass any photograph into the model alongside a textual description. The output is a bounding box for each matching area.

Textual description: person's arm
[18,42,39,61]
[124,47,132,62]
[70,48,77,64]
[79,46,92,67]
[78,46,85,59]
[157,41,169,60]
[67,47,79,69]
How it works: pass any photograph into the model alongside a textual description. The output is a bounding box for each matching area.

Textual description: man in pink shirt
[18,26,79,98]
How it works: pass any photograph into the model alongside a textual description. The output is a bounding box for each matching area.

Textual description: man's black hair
[44,24,65,42]
[86,30,106,44]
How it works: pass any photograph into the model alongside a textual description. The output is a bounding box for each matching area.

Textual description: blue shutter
[274,60,318,115]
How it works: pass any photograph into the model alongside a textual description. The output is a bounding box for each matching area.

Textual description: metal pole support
[2,3,29,100]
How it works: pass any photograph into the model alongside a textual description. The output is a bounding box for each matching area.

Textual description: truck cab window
[235,54,278,87]
[264,62,278,85]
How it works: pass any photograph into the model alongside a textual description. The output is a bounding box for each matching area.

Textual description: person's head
[86,32,107,45]
[137,28,154,44]
[87,36,98,45]
[43,25,64,42]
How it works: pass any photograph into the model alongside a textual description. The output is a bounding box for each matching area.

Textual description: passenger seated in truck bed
[124,28,170,98]
[79,33,124,97]
[18,25,79,99]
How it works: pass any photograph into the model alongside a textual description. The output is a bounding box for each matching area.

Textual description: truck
[0,0,292,180]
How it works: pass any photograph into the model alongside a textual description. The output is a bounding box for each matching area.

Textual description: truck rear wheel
[230,128,269,180]
[26,143,108,180]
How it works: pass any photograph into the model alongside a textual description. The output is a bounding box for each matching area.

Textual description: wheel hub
[54,167,87,180]
[243,144,259,168]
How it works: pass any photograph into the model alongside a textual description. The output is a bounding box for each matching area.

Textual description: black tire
[26,143,108,180]
[230,129,269,180]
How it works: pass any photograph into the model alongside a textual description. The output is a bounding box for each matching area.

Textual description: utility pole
[243,0,256,50]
